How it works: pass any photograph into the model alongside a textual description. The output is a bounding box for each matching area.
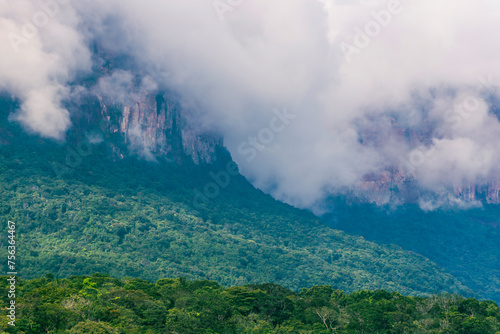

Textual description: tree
[68,321,116,334]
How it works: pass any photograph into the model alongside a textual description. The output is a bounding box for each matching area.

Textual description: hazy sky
[2,0,500,210]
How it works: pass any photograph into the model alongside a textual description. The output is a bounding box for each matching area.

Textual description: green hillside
[0,105,472,298]
[324,199,500,303]
[1,274,499,333]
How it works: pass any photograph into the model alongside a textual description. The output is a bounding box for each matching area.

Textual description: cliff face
[354,177,500,206]
[67,88,224,166]
[60,43,226,166]
[352,123,500,205]
[95,92,223,165]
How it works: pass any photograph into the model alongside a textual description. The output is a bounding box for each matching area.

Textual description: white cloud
[0,0,91,138]
[2,0,500,209]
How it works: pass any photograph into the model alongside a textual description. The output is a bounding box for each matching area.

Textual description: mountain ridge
[0,96,474,298]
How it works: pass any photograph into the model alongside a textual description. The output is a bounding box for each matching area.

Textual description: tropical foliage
[326,199,500,303]
[1,274,499,334]
[0,113,471,297]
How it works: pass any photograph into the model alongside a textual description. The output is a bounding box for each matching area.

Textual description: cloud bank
[0,0,91,138]
[2,0,500,210]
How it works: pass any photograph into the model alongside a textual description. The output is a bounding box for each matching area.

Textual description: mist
[2,0,500,210]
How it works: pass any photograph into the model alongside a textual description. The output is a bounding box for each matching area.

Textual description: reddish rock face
[352,177,500,206]
[95,91,222,165]
[351,119,500,206]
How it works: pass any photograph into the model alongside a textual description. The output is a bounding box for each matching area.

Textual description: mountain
[348,124,500,206]
[324,198,500,303]
[68,76,224,166]
[0,94,472,298]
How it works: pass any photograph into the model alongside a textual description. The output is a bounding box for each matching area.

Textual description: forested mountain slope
[324,200,500,303]
[0,108,472,298]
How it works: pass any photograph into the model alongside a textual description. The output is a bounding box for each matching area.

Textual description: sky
[1,0,500,210]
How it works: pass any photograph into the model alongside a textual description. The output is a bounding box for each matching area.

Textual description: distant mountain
[324,198,500,303]
[67,78,224,166]
[348,169,500,207]
[0,95,472,298]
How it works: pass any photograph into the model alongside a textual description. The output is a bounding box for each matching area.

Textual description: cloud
[2,0,500,210]
[95,70,157,104]
[0,0,91,138]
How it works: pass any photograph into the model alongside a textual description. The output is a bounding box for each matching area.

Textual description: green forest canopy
[0,274,499,334]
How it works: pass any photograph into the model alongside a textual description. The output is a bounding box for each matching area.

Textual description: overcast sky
[2,0,500,210]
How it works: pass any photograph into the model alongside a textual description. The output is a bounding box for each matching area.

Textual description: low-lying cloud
[0,0,91,138]
[2,0,500,210]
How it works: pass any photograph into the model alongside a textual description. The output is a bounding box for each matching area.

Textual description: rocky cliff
[354,176,500,206]
[352,123,500,206]
[62,43,226,166]
[93,91,223,165]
